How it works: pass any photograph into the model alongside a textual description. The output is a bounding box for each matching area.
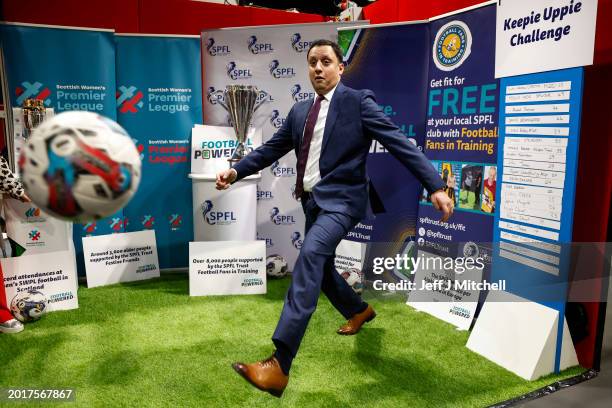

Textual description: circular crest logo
[432,21,472,71]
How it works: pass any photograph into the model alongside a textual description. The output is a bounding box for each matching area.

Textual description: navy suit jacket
[233,82,445,219]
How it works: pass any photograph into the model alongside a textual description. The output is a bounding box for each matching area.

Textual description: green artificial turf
[1,274,582,407]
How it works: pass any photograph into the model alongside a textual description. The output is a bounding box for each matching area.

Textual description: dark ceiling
[237,0,376,17]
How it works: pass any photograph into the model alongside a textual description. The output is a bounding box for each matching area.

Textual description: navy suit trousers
[272,194,368,373]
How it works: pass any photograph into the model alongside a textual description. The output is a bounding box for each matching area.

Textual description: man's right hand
[216,168,237,190]
[430,189,454,222]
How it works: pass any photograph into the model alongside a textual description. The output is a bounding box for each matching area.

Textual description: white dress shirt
[302,83,338,192]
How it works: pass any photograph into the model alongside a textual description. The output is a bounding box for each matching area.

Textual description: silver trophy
[22,98,46,139]
[217,85,265,167]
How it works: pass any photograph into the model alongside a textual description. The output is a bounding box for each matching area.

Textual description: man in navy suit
[216,39,453,397]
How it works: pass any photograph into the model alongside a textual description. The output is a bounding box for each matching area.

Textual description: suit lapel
[295,100,311,149]
[321,82,344,155]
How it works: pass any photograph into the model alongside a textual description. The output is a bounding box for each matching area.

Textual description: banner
[409,4,500,329]
[201,22,367,270]
[83,230,160,288]
[115,35,202,269]
[189,241,266,296]
[0,23,120,276]
[339,22,431,282]
[1,249,79,312]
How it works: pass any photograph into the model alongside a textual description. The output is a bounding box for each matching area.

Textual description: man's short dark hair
[306,39,344,63]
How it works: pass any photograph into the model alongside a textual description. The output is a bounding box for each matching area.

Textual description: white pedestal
[190,173,260,241]
[466,290,578,380]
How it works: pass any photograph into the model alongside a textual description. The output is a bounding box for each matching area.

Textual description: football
[10,290,48,323]
[19,111,141,222]
[266,254,289,278]
[341,268,364,294]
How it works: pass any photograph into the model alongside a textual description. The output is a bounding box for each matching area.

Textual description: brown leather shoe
[337,305,376,335]
[232,355,288,398]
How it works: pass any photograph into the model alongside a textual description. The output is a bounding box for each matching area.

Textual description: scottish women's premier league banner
[115,35,202,269]
[1,23,119,275]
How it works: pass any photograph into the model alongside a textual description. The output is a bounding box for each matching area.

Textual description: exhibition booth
[0,0,610,406]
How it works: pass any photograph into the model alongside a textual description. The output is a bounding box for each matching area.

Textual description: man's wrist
[428,187,445,200]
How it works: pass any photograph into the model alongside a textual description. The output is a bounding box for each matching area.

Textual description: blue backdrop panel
[1,24,119,275]
[340,23,430,272]
[417,4,499,253]
[115,35,202,269]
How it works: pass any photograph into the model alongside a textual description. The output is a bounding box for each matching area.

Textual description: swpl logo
[83,222,97,234]
[29,230,41,241]
[16,81,51,107]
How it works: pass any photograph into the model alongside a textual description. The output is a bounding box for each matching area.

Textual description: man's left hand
[430,190,454,222]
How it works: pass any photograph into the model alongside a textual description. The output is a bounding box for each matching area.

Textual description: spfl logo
[269,60,296,79]
[15,81,51,107]
[206,38,230,56]
[291,231,303,249]
[247,35,274,54]
[290,33,311,53]
[207,87,225,105]
[291,84,315,103]
[257,233,274,248]
[202,200,237,226]
[141,215,155,229]
[117,85,144,113]
[269,207,296,225]
[169,214,183,231]
[270,110,286,129]
[257,189,274,201]
[29,229,41,241]
[433,21,472,71]
[270,160,296,177]
[226,61,253,80]
[24,208,41,218]
[83,222,97,234]
[256,89,274,104]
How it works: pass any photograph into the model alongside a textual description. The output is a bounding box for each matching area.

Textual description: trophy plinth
[217,85,264,168]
